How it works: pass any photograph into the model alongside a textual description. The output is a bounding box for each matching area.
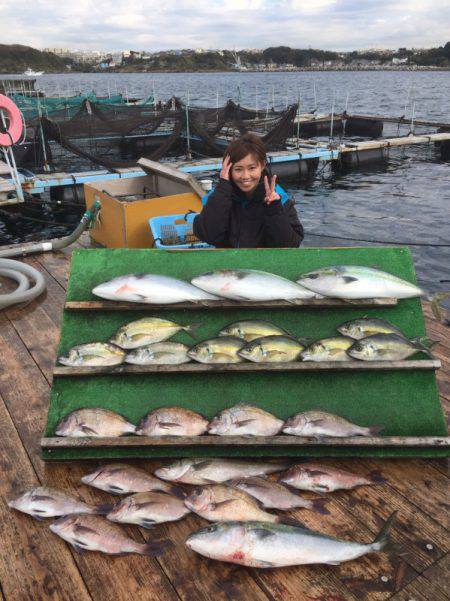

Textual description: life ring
[0,94,23,147]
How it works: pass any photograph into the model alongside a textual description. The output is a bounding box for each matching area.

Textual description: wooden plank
[340,132,450,152]
[41,435,450,449]
[349,113,450,128]
[389,553,449,600]
[52,358,441,377]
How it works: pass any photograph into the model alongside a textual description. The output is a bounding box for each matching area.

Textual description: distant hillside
[0,44,70,73]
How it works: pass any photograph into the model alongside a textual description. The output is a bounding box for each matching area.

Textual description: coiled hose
[0,200,100,310]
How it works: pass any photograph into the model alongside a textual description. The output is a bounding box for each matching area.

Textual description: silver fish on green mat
[219,320,292,342]
[230,477,329,513]
[337,317,406,340]
[184,484,279,523]
[55,408,136,437]
[49,514,170,556]
[110,317,199,349]
[191,269,317,301]
[185,513,397,567]
[136,407,209,436]
[300,336,354,362]
[238,335,304,363]
[282,411,383,437]
[155,458,291,485]
[187,337,245,364]
[92,273,219,304]
[280,463,383,493]
[81,464,176,495]
[296,265,424,299]
[208,404,283,436]
[107,491,190,528]
[58,342,125,367]
[125,342,191,365]
[8,487,112,519]
[347,333,434,361]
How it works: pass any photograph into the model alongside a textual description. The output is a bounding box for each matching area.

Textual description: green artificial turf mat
[42,246,448,460]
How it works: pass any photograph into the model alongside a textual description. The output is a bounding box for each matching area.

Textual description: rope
[306,231,450,247]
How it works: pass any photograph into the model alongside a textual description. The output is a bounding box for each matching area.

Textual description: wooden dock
[0,236,448,600]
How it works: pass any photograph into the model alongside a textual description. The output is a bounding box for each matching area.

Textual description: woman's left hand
[263,175,281,204]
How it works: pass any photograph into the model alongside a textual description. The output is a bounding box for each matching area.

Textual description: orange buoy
[0,94,23,146]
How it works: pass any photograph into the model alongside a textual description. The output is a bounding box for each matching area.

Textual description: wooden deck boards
[0,238,448,601]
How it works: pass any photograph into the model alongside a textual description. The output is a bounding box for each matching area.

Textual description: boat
[22,68,44,77]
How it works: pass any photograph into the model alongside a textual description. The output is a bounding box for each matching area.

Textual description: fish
[185,513,397,567]
[49,514,170,556]
[282,411,383,437]
[191,269,317,301]
[347,334,434,361]
[219,320,292,342]
[238,336,304,363]
[58,343,125,367]
[230,477,329,513]
[110,317,199,349]
[8,486,112,520]
[184,484,279,522]
[187,337,245,364]
[208,404,283,436]
[81,464,177,495]
[337,317,406,340]
[107,491,190,528]
[55,408,136,438]
[280,463,383,493]
[300,337,354,362]
[155,458,291,485]
[296,265,424,299]
[124,342,191,365]
[136,407,209,436]
[92,273,219,304]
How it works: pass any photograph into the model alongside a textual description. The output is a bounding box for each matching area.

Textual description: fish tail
[372,511,399,554]
[369,470,387,484]
[311,497,331,515]
[93,503,115,515]
[139,538,173,557]
[184,323,202,339]
[411,337,436,357]
[367,425,385,436]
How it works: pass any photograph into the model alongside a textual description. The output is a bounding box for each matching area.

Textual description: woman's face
[231,153,265,195]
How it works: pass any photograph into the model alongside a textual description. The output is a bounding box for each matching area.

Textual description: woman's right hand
[220,155,232,180]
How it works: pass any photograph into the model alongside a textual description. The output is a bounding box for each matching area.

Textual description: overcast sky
[1,0,448,52]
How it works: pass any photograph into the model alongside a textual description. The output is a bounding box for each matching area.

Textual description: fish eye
[306,273,319,279]
[354,343,362,351]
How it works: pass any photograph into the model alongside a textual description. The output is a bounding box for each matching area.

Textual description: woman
[193,133,304,248]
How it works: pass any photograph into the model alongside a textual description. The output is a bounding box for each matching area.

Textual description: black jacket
[193,176,304,248]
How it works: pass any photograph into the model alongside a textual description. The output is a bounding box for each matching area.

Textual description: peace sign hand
[220,155,232,180]
[263,175,281,204]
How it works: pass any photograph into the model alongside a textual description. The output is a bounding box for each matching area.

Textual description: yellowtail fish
[107,491,190,528]
[300,337,354,362]
[219,320,291,342]
[81,464,177,495]
[283,411,383,437]
[8,487,112,519]
[187,337,245,364]
[347,334,434,361]
[136,407,209,436]
[110,317,199,349]
[125,342,191,365]
[280,463,384,493]
[185,514,397,567]
[208,404,283,436]
[58,343,125,367]
[238,336,304,363]
[337,317,406,340]
[55,408,136,437]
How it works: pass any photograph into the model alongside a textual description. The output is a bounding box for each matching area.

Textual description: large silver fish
[187,337,245,364]
[208,404,283,436]
[58,343,125,367]
[282,411,383,437]
[280,463,383,493]
[81,464,176,495]
[337,317,406,340]
[155,458,290,485]
[92,273,219,304]
[297,265,424,299]
[55,408,136,437]
[136,407,209,436]
[125,342,191,365]
[49,514,170,556]
[347,334,433,361]
[185,514,397,567]
[300,337,354,362]
[191,269,317,301]
[8,486,111,519]
[110,317,198,349]
[107,491,190,528]
[219,320,292,342]
[238,336,304,363]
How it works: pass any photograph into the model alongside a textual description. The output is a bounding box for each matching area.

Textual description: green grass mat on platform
[42,246,448,460]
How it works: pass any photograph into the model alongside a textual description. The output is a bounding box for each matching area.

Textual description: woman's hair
[225,133,267,165]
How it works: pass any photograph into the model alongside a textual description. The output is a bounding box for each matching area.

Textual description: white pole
[329,90,336,143]
[313,80,317,113]
[410,100,416,135]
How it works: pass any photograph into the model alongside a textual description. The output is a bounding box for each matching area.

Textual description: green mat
[42,246,448,460]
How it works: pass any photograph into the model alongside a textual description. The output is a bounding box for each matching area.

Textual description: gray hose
[0,200,100,310]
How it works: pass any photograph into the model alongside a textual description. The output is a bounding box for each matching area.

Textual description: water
[1,71,449,295]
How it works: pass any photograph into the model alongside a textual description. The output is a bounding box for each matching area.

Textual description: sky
[1,0,448,52]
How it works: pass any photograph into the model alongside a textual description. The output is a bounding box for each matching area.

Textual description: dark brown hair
[225,133,267,165]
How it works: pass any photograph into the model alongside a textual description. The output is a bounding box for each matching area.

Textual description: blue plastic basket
[149,213,213,249]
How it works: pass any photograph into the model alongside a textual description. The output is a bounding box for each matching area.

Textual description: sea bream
[49,514,170,556]
[81,464,176,495]
[55,408,136,438]
[280,463,383,493]
[238,336,304,363]
[92,273,219,304]
[337,317,407,340]
[184,484,279,523]
[154,458,290,485]
[208,404,283,436]
[185,513,397,567]
[124,342,191,365]
[107,491,190,528]
[187,337,245,364]
[347,333,434,361]
[110,317,199,349]
[296,265,424,299]
[191,269,317,301]
[136,407,209,436]
[219,320,292,342]
[58,343,125,367]
[8,486,111,520]
[282,411,383,437]
[300,337,354,362]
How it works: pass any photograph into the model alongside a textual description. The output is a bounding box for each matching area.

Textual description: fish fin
[253,528,276,539]
[94,503,114,515]
[314,485,331,493]
[80,425,98,436]
[74,525,98,535]
[328,348,346,357]
[106,485,126,494]
[192,460,213,471]
[411,338,435,357]
[31,514,46,521]
[72,543,88,554]
[139,519,157,529]
[368,425,385,436]
[202,478,219,484]
[266,350,287,359]
[257,560,277,568]
[141,539,173,556]
[184,323,201,339]
[369,470,387,484]
[308,419,328,426]
[305,469,328,477]
[31,495,54,502]
[312,498,331,515]
[213,353,237,361]
[158,421,182,429]
[325,561,342,565]
[343,276,358,283]
[235,419,256,427]
[135,501,159,509]
[280,517,305,527]
[210,500,235,510]
[372,511,399,554]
